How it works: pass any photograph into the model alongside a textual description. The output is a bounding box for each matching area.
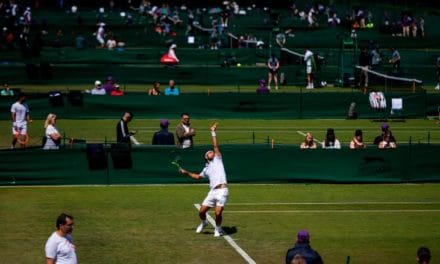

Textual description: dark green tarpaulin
[0,92,431,119]
[1,145,438,186]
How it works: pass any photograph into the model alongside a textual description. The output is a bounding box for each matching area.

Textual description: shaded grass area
[0,118,439,149]
[0,184,439,264]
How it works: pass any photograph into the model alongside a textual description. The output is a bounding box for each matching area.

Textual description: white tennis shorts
[306,65,312,74]
[202,188,229,207]
[12,122,27,135]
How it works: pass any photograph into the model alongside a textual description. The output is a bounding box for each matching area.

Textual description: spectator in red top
[110,84,124,96]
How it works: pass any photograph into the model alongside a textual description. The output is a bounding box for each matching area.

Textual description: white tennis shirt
[200,155,227,190]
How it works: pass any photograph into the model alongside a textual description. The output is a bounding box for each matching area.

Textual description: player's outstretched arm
[210,122,221,156]
[179,168,203,180]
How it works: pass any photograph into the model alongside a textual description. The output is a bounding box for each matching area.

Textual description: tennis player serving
[179,122,228,237]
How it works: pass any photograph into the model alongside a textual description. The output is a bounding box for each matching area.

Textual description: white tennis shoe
[196,221,207,233]
[214,227,223,237]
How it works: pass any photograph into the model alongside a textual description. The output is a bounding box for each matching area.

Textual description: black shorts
[269,69,278,74]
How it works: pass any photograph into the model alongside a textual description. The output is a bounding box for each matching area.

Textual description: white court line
[226,209,440,213]
[228,202,440,205]
[193,204,256,264]
[130,135,141,145]
[297,130,320,143]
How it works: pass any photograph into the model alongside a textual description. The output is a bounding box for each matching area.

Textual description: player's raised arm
[210,122,220,156]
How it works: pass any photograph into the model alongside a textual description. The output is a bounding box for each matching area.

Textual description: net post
[252,131,255,144]
[412,80,415,93]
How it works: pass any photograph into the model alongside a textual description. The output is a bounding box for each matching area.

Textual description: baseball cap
[95,80,101,86]
[297,229,310,242]
[160,119,169,127]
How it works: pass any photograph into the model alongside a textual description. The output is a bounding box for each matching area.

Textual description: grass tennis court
[0,184,439,264]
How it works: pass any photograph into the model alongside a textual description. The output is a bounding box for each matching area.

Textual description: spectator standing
[304,47,315,89]
[1,81,14,96]
[176,113,195,149]
[43,113,61,150]
[300,132,317,149]
[256,79,270,94]
[91,80,106,95]
[164,43,179,66]
[286,229,323,264]
[75,33,86,49]
[116,112,135,145]
[103,76,115,94]
[417,247,431,264]
[45,213,77,264]
[152,119,175,145]
[96,23,105,48]
[389,47,401,72]
[358,47,371,93]
[275,30,286,48]
[11,93,32,148]
[148,82,161,95]
[322,128,341,149]
[349,129,365,149]
[164,80,180,96]
[370,47,381,68]
[267,54,280,90]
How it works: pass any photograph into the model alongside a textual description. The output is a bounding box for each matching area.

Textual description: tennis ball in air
[237,63,241,67]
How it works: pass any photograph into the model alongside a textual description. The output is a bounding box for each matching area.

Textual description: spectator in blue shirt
[164,80,180,96]
[286,229,323,264]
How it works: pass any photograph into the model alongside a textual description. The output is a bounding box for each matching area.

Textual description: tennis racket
[169,150,183,170]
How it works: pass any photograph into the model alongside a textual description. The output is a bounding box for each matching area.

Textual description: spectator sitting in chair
[91,80,106,95]
[373,123,396,145]
[378,130,397,149]
[321,128,341,149]
[110,84,124,96]
[256,79,270,94]
[350,129,365,149]
[164,79,180,96]
[300,132,317,149]
[1,81,14,96]
[148,82,161,95]
[152,119,175,145]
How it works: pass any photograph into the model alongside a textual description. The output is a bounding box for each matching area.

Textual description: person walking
[116,112,135,145]
[11,93,32,148]
[179,122,229,237]
[304,47,315,89]
[45,213,77,264]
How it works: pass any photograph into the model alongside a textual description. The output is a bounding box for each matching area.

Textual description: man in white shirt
[175,113,195,148]
[11,93,32,148]
[179,123,228,237]
[304,47,315,89]
[45,213,77,264]
[91,80,106,95]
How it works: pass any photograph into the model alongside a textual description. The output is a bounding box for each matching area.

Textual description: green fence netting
[0,144,438,185]
[0,92,432,119]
